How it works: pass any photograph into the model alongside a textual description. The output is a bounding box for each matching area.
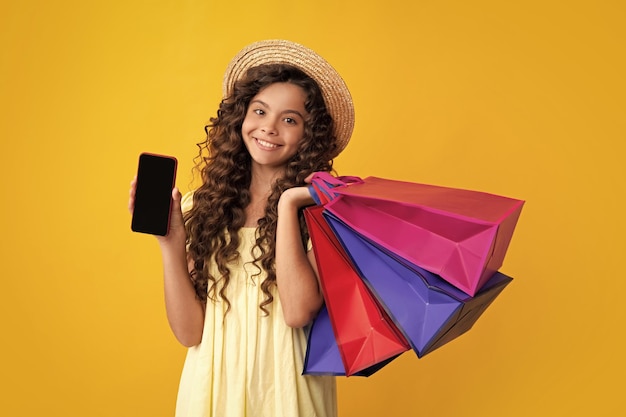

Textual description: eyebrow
[250,99,306,119]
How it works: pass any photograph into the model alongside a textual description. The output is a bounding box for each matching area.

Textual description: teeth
[257,139,278,148]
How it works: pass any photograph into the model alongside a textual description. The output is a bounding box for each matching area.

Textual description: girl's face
[241,82,307,172]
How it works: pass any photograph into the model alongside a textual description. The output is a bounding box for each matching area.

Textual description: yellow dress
[175,193,337,417]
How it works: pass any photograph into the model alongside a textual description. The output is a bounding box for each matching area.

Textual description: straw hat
[223,39,355,157]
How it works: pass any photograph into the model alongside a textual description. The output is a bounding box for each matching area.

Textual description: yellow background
[1,0,624,416]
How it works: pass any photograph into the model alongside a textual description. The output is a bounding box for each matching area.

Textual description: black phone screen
[131,153,178,236]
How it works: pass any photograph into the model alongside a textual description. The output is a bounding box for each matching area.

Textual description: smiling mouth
[255,138,280,149]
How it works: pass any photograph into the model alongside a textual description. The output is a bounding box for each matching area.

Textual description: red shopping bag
[304,205,410,376]
[303,305,403,376]
[311,172,524,296]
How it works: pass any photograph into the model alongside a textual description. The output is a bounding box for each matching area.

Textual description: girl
[129,40,354,417]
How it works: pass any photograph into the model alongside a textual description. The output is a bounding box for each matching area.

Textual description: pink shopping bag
[311,173,524,296]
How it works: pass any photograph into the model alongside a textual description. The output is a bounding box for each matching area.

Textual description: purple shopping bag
[324,211,513,358]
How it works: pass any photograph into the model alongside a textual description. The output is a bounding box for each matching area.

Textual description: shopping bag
[303,305,402,376]
[304,205,410,376]
[324,211,513,358]
[311,172,523,296]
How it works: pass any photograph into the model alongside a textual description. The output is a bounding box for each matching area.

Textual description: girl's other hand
[278,185,315,212]
[277,173,317,211]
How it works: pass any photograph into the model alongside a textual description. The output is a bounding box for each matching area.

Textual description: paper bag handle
[308,172,364,205]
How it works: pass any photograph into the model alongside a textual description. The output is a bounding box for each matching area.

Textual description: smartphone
[131,152,178,236]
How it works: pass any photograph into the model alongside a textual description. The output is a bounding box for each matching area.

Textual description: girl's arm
[130,180,205,347]
[275,186,324,328]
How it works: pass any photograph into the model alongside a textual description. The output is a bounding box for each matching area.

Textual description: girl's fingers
[168,187,185,227]
[128,176,137,213]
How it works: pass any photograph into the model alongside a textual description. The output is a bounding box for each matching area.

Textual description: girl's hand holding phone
[129,153,186,245]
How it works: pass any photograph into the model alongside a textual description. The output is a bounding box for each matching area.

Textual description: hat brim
[223,40,354,157]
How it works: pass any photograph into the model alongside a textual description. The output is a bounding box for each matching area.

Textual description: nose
[260,117,278,135]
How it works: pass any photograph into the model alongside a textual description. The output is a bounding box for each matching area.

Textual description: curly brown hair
[184,63,337,315]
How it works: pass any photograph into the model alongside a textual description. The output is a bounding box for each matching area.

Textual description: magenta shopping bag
[311,173,524,296]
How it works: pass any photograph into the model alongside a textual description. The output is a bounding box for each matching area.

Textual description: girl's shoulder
[181,190,195,214]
